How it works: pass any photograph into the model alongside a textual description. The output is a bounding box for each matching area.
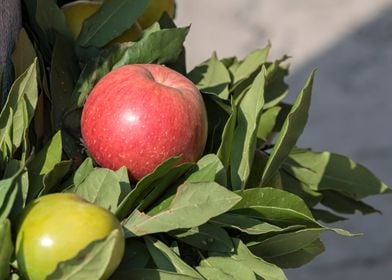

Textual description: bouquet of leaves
[0,0,389,279]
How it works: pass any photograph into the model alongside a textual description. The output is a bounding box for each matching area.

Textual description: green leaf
[257,103,292,147]
[115,167,132,202]
[202,93,231,154]
[283,148,390,199]
[59,129,81,162]
[0,108,13,166]
[236,187,314,218]
[2,59,38,122]
[257,106,282,143]
[2,160,29,220]
[231,45,270,85]
[261,71,316,185]
[311,209,347,223]
[221,56,239,71]
[75,167,128,212]
[124,182,241,236]
[199,257,257,280]
[71,26,189,109]
[279,168,323,208]
[188,52,231,99]
[34,0,71,44]
[264,238,325,268]
[145,236,201,278]
[28,131,62,200]
[47,229,123,280]
[246,150,270,187]
[115,239,150,272]
[0,59,38,158]
[211,238,288,280]
[232,188,318,227]
[109,25,189,68]
[9,273,20,280]
[77,0,149,47]
[22,1,48,61]
[137,163,193,213]
[219,56,238,71]
[216,100,237,172]
[112,269,201,280]
[73,157,95,187]
[210,213,285,235]
[11,28,36,78]
[321,190,379,215]
[231,69,266,189]
[264,56,290,108]
[171,223,234,253]
[115,157,182,220]
[50,35,80,131]
[0,219,13,280]
[42,160,73,195]
[196,267,235,280]
[145,184,179,217]
[0,163,26,223]
[161,17,187,74]
[249,228,325,268]
[186,154,227,186]
[248,228,325,258]
[11,97,28,155]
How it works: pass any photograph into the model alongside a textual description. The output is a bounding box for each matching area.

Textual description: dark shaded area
[0,0,22,101]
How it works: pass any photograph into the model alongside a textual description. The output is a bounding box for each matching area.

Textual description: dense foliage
[0,0,389,279]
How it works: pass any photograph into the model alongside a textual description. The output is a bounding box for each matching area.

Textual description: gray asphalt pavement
[176,1,392,279]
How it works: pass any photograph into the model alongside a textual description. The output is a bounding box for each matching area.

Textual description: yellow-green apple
[81,64,208,181]
[16,193,125,280]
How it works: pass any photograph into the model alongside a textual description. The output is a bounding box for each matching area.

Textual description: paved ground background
[176,1,392,279]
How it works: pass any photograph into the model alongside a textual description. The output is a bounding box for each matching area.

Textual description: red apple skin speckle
[81,64,208,181]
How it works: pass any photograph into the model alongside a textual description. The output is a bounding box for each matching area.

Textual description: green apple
[16,193,125,280]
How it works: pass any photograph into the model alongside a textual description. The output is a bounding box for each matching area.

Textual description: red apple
[81,64,208,181]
